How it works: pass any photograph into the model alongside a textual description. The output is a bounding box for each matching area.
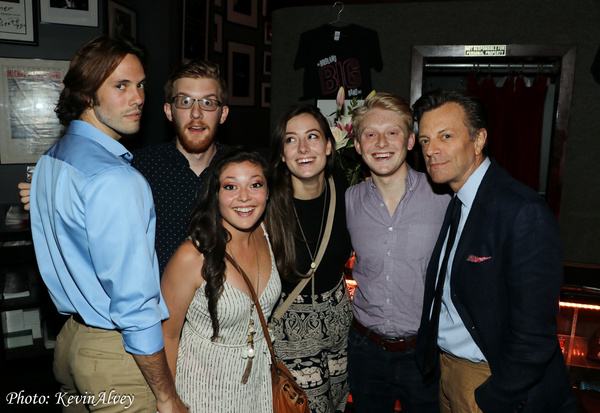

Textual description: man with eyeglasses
[20,60,229,274]
[132,60,229,274]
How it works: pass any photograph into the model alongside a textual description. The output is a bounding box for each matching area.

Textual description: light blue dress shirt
[437,157,491,362]
[30,120,169,355]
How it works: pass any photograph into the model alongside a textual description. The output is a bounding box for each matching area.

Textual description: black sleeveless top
[281,169,352,295]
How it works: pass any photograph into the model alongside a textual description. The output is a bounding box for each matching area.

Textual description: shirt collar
[405,164,418,191]
[367,164,417,191]
[69,120,133,163]
[456,157,491,209]
[165,139,225,168]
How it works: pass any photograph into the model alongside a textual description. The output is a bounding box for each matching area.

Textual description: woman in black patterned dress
[270,104,353,413]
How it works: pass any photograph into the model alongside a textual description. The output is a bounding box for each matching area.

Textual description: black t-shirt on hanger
[294,23,383,100]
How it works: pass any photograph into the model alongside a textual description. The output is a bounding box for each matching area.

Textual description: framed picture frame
[264,20,271,45]
[107,1,137,42]
[261,82,270,108]
[263,51,271,75]
[213,13,223,53]
[40,0,99,27]
[0,58,70,164]
[227,0,257,28]
[0,0,36,44]
[228,42,255,106]
[182,0,209,61]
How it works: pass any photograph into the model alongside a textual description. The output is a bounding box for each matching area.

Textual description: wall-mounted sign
[464,45,507,57]
[0,58,70,164]
[0,0,36,44]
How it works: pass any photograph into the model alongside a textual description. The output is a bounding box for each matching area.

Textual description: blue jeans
[348,325,439,413]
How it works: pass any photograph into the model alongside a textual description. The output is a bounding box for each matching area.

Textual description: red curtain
[467,74,548,191]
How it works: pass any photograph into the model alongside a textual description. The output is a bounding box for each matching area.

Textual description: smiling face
[354,108,415,179]
[164,77,229,154]
[281,113,332,186]
[84,53,145,140]
[218,161,268,234]
[417,102,486,192]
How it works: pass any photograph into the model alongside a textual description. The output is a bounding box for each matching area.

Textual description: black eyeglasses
[171,95,223,111]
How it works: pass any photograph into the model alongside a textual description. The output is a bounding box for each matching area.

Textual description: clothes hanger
[328,1,350,28]
[469,63,480,76]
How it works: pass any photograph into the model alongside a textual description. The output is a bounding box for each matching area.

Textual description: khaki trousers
[439,351,492,413]
[53,316,156,412]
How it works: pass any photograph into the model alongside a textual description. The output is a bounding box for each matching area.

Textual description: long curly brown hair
[188,146,292,340]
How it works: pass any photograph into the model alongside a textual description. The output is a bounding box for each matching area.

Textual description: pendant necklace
[238,230,260,384]
[294,183,328,306]
[293,182,328,276]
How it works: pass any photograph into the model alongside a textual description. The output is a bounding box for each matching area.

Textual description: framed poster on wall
[0,0,36,44]
[227,0,257,28]
[228,42,255,106]
[0,58,70,164]
[108,1,137,42]
[40,0,99,27]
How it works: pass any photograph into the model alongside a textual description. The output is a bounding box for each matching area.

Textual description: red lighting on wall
[559,301,600,311]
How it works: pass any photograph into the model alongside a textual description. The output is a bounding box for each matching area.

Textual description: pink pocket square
[467,255,491,263]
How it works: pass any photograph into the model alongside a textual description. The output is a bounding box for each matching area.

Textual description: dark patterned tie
[425,195,462,371]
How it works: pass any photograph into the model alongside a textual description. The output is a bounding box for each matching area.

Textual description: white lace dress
[176,229,280,413]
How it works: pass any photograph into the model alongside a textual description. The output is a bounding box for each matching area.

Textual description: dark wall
[0,0,178,204]
[0,6,102,205]
[0,0,272,205]
[213,1,272,151]
[271,0,600,265]
[132,0,181,149]
[2,0,597,263]
[135,0,272,151]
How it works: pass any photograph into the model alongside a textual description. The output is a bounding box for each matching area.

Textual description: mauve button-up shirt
[345,165,450,337]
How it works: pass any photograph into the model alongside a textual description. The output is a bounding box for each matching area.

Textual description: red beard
[176,121,216,154]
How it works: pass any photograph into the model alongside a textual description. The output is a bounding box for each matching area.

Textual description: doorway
[410,44,576,216]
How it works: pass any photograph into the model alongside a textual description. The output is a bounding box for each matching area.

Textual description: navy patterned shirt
[132,140,227,274]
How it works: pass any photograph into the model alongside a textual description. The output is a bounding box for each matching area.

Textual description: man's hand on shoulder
[17,182,31,211]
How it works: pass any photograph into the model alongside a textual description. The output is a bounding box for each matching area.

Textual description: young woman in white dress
[161,147,293,412]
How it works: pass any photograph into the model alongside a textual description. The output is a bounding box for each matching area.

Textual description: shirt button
[386,298,390,303]
[380,203,385,207]
[386,275,390,280]
[388,227,393,231]
[386,251,391,256]
[386,320,390,324]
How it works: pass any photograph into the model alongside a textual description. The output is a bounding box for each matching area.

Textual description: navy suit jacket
[416,159,576,413]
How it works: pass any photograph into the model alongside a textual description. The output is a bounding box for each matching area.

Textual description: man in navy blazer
[412,89,576,412]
